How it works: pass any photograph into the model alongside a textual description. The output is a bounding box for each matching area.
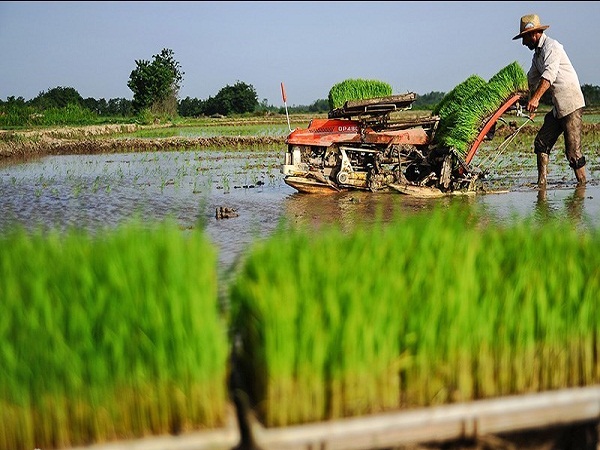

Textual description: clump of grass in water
[434,61,529,157]
[0,220,229,450]
[328,78,393,110]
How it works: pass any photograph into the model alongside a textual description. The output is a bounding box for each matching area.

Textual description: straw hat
[512,14,549,40]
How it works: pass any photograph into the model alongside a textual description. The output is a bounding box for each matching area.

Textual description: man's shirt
[527,33,585,118]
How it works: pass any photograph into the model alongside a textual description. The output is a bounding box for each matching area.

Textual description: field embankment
[0,123,286,159]
[1,113,600,160]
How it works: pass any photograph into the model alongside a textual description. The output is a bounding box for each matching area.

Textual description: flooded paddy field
[1,140,600,450]
[1,145,599,280]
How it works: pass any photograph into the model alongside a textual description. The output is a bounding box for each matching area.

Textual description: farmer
[513,13,587,187]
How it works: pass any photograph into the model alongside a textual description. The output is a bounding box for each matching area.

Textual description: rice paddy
[0,114,599,449]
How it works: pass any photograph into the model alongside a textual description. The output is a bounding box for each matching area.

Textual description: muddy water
[1,148,599,279]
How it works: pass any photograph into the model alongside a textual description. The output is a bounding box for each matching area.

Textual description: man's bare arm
[528,78,551,114]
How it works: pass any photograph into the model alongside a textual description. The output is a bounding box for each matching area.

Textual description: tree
[582,84,600,106]
[105,98,133,116]
[82,97,107,115]
[0,96,26,107]
[204,81,258,116]
[30,86,84,109]
[414,91,445,110]
[308,99,329,113]
[127,48,184,115]
[178,96,205,117]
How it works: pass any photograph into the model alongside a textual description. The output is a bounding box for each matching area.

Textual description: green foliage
[230,203,600,426]
[203,81,259,116]
[0,90,135,127]
[0,102,98,127]
[0,101,37,127]
[273,99,329,115]
[80,97,134,116]
[433,62,529,156]
[127,48,184,115]
[307,98,329,113]
[41,103,97,126]
[328,79,393,110]
[135,108,154,125]
[30,86,84,109]
[582,83,600,106]
[413,91,445,109]
[178,96,205,117]
[0,220,228,449]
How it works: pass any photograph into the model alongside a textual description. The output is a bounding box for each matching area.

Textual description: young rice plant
[0,220,229,450]
[229,203,600,427]
[328,79,393,110]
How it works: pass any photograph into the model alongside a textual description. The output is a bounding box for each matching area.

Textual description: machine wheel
[337,171,349,185]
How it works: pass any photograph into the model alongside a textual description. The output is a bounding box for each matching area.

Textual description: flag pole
[281,82,291,132]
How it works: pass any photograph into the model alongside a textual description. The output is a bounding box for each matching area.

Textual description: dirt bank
[1,122,599,161]
[0,136,286,159]
[0,123,286,160]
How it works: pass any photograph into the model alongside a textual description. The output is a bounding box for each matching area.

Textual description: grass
[119,122,303,139]
[0,220,230,449]
[229,203,600,427]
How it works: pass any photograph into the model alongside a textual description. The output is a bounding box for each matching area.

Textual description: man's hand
[527,97,540,114]
[528,78,551,115]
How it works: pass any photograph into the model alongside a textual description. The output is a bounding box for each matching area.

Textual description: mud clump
[215,206,239,219]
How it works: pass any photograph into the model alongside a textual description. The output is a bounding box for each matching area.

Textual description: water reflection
[282,190,466,232]
[1,149,599,276]
[535,185,593,228]
[284,191,392,232]
[565,185,588,224]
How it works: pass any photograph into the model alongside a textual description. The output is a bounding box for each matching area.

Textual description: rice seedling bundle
[0,221,229,450]
[229,204,600,427]
[488,60,529,93]
[432,74,487,118]
[434,61,528,156]
[328,78,393,110]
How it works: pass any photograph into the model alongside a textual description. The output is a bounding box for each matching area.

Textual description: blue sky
[1,1,599,106]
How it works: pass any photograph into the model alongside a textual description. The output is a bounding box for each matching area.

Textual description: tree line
[2,47,600,127]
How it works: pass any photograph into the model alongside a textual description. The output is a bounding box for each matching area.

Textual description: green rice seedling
[434,62,528,157]
[432,75,488,153]
[229,203,600,427]
[488,60,529,94]
[0,220,229,450]
[328,79,393,110]
[437,80,510,155]
[432,75,487,118]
